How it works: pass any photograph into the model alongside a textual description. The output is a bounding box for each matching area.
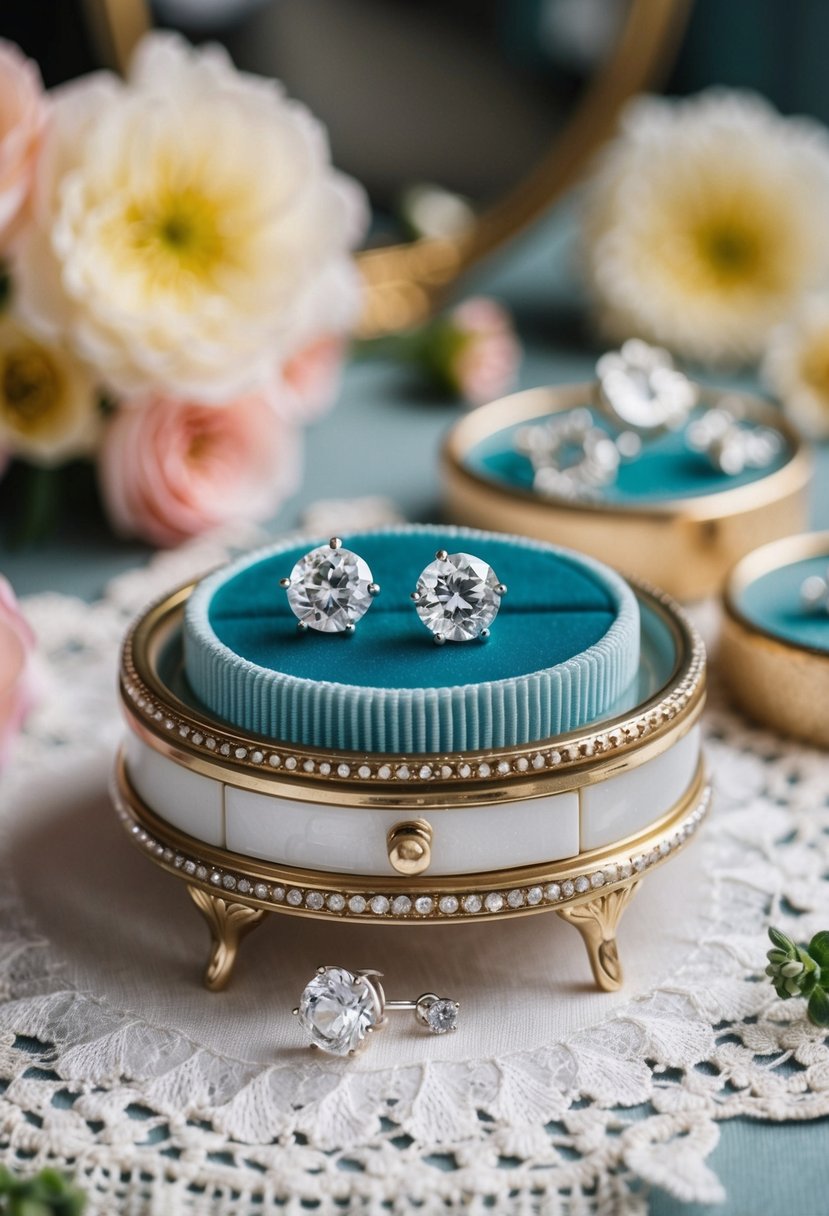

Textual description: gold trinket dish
[443,386,811,601]
[721,531,829,748]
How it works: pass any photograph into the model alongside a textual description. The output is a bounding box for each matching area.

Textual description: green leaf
[801,970,819,996]
[808,931,829,970]
[807,986,829,1027]
[768,926,793,953]
[19,1200,50,1216]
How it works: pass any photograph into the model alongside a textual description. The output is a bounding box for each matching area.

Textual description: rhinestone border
[113,781,711,923]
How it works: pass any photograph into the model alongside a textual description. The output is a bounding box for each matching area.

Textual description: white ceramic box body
[580,726,701,851]
[123,721,702,877]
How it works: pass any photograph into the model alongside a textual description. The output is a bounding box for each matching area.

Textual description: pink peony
[280,335,348,425]
[0,40,46,245]
[0,575,36,768]
[445,297,521,408]
[99,392,302,548]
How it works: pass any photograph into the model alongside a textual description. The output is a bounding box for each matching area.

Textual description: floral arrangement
[581,88,829,435]
[0,33,366,545]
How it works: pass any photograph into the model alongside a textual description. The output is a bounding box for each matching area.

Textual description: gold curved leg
[556,881,640,992]
[187,885,266,991]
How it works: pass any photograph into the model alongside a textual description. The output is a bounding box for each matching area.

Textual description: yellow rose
[0,317,98,465]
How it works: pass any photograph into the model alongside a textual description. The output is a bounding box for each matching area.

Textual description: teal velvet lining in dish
[739,555,829,652]
[183,526,641,752]
[468,407,791,504]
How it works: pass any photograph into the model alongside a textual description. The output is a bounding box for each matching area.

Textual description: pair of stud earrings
[280,537,508,644]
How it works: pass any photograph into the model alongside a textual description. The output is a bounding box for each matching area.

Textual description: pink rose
[280,335,348,424]
[0,575,36,768]
[445,297,521,408]
[99,392,302,548]
[0,40,46,245]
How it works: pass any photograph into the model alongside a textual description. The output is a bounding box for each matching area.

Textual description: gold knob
[387,819,433,876]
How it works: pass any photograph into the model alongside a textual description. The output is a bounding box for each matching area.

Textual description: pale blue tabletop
[2,207,827,1214]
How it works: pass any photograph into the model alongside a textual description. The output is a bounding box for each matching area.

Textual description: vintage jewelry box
[114,525,708,992]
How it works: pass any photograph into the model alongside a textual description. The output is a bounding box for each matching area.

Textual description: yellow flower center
[0,347,65,437]
[682,208,779,296]
[126,189,228,287]
[697,223,762,284]
[651,186,793,304]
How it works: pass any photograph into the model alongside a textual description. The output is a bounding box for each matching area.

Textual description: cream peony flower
[0,315,98,465]
[763,295,829,439]
[13,33,367,400]
[582,91,829,364]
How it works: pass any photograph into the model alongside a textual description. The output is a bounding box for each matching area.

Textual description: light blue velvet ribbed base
[739,553,829,652]
[183,525,641,753]
[468,407,791,504]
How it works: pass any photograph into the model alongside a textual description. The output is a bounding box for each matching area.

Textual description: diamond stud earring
[801,568,829,614]
[294,965,460,1056]
[412,550,506,644]
[280,537,380,634]
[685,401,782,476]
[596,338,698,435]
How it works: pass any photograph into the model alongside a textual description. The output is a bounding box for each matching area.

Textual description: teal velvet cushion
[183,525,641,753]
[739,554,829,652]
[468,407,792,504]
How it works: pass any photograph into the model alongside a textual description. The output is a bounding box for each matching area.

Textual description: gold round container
[443,385,812,601]
[720,532,829,748]
[115,575,709,993]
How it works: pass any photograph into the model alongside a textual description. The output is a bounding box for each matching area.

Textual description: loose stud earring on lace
[295,966,460,1056]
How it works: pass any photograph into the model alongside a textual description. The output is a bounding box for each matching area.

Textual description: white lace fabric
[1,541,828,1215]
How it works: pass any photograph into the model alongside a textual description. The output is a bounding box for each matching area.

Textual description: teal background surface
[2,207,828,1212]
[740,554,829,652]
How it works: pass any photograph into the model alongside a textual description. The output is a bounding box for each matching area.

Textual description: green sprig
[0,1166,85,1216]
[766,927,829,1026]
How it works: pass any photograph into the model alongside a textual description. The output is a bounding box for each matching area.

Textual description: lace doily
[1,538,828,1216]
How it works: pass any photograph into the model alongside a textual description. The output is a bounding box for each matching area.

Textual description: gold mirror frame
[85,0,691,335]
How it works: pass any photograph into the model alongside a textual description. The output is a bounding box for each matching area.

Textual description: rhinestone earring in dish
[280,537,380,634]
[801,568,829,614]
[411,549,506,644]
